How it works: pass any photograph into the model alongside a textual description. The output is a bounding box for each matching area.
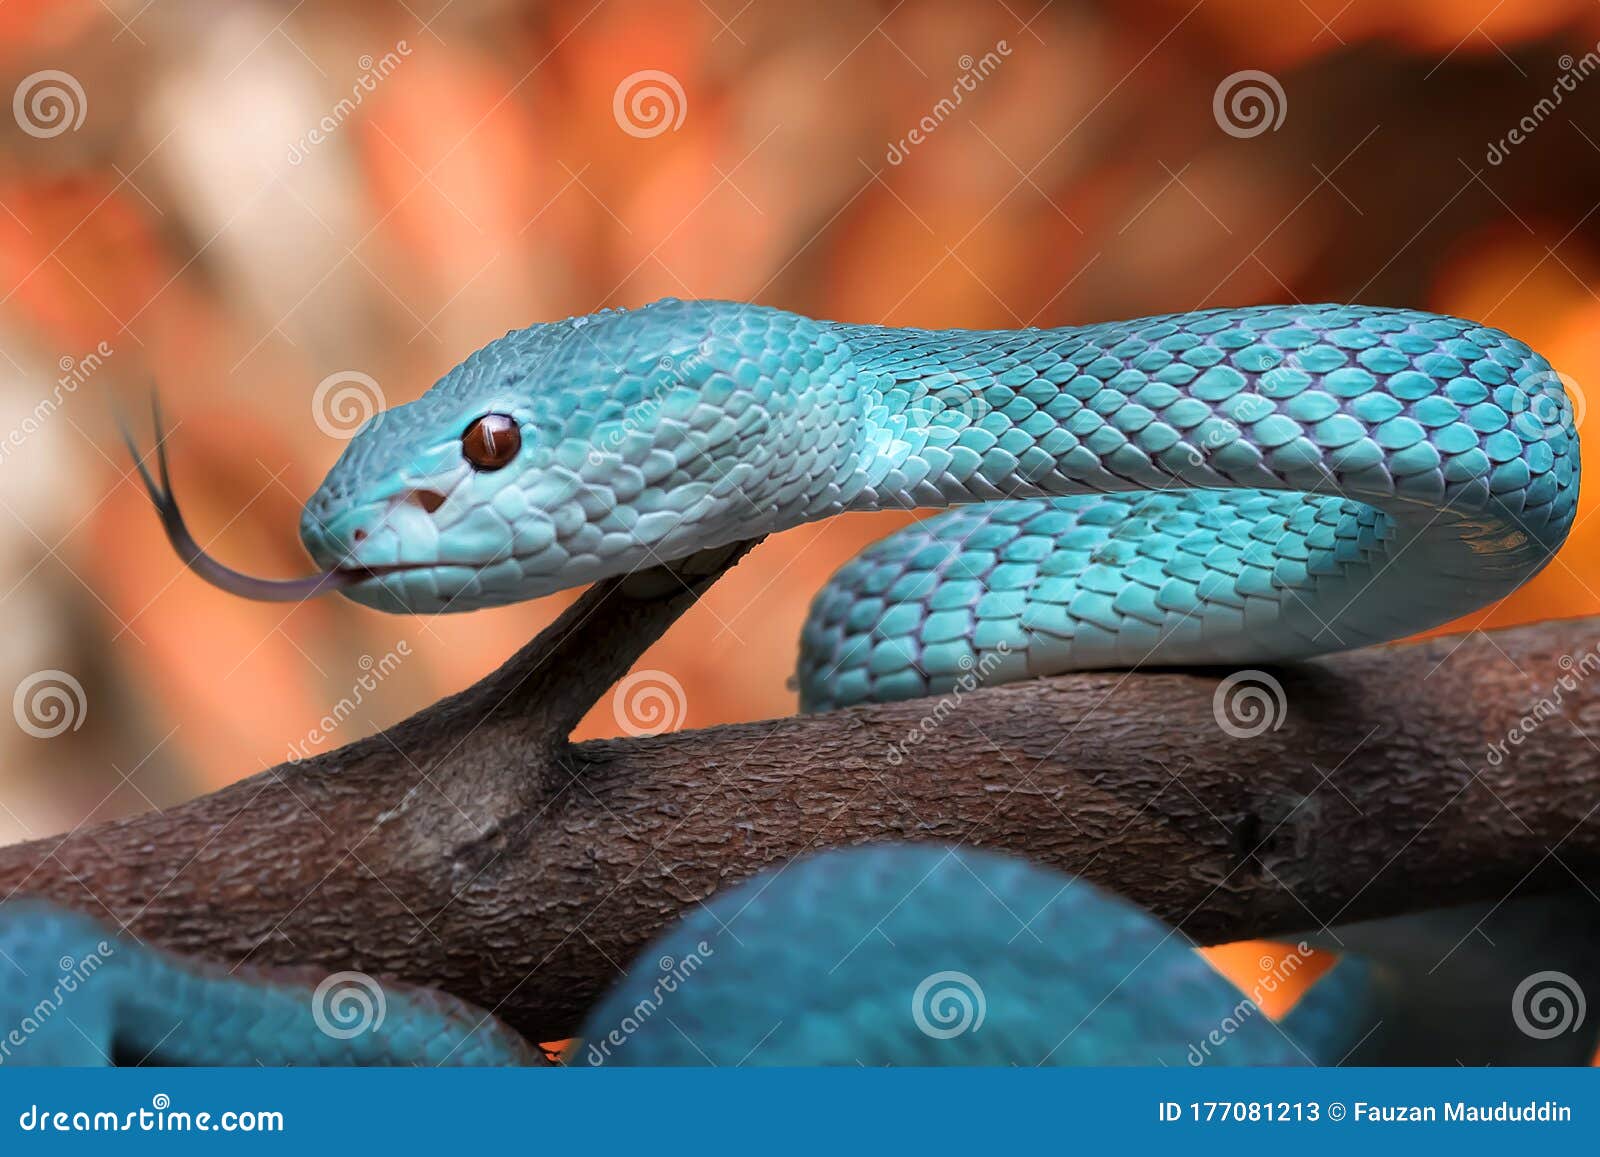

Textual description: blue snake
[0,299,1582,1065]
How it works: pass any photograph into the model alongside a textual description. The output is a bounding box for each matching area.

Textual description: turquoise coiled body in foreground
[0,848,1326,1067]
[1,299,1583,1064]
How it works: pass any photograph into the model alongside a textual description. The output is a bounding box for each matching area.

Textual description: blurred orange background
[2,0,1599,1034]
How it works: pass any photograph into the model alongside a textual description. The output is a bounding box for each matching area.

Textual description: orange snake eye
[461,413,521,471]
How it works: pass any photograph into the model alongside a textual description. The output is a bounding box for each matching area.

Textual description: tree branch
[2,548,1597,1041]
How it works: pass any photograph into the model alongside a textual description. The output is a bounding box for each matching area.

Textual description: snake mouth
[119,396,462,604]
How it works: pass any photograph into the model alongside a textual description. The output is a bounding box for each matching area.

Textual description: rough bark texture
[1,543,1597,1041]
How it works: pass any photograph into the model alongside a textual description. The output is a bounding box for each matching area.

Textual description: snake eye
[461,413,521,471]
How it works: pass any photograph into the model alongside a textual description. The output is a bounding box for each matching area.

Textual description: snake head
[128,301,858,612]
[290,300,858,612]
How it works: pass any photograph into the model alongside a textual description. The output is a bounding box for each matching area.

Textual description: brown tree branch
[1,547,1597,1041]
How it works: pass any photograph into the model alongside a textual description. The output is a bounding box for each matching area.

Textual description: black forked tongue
[118,395,361,602]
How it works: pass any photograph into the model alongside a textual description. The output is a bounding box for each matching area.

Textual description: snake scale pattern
[0,298,1581,1065]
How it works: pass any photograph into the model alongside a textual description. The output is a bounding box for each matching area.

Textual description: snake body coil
[292,300,1577,707]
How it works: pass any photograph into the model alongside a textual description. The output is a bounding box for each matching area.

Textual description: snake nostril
[351,527,367,544]
[405,489,448,515]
